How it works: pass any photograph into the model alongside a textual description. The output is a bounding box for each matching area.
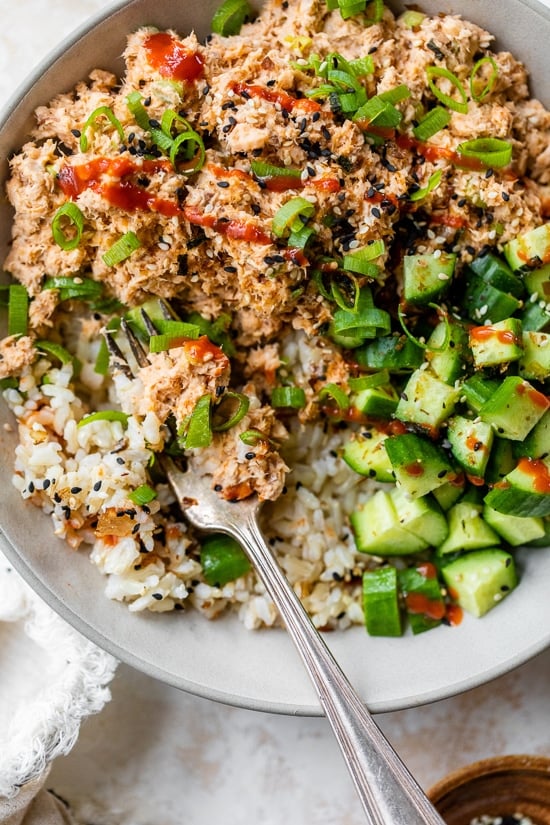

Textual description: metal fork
[107,318,446,825]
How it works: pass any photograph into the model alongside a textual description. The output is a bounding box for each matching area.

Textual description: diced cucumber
[479,376,549,440]
[521,298,550,332]
[351,490,427,555]
[384,432,456,498]
[484,457,550,517]
[513,410,550,461]
[524,264,550,300]
[464,275,522,324]
[483,504,545,546]
[425,320,470,385]
[485,436,516,484]
[391,487,449,547]
[342,430,394,482]
[355,334,424,372]
[432,479,465,510]
[362,567,403,636]
[461,374,500,414]
[395,369,460,431]
[352,384,399,418]
[441,548,517,617]
[469,252,525,297]
[526,516,550,547]
[469,318,523,368]
[518,331,550,380]
[504,223,550,272]
[398,564,445,634]
[447,415,494,478]
[402,252,456,305]
[437,501,500,555]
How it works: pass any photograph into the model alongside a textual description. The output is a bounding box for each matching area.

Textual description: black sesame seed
[71,128,81,137]
[372,207,381,218]
[152,593,163,600]
[245,452,256,460]
[203,84,211,96]
[149,118,160,128]
[502,191,510,201]
[312,111,320,122]
[28,481,35,493]
[217,180,230,188]
[70,486,82,494]
[485,168,494,178]
[250,203,261,215]
[143,97,151,106]
[224,265,237,273]
[266,79,276,87]
[43,479,51,490]
[116,457,125,465]
[214,484,223,491]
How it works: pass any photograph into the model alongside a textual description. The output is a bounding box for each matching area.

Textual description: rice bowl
[0,0,549,714]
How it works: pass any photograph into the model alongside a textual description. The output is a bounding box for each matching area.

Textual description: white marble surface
[2,2,550,823]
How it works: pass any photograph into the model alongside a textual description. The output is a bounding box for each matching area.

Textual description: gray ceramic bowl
[1,0,549,715]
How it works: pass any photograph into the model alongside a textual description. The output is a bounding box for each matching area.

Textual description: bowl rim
[428,754,550,804]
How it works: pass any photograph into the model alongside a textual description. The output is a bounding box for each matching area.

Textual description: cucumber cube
[469,318,523,368]
[504,223,550,272]
[362,567,403,637]
[384,432,456,498]
[513,410,550,461]
[447,415,494,477]
[403,252,456,305]
[398,564,445,634]
[461,374,500,414]
[464,275,521,324]
[469,252,525,297]
[521,299,550,332]
[524,264,550,300]
[438,501,500,555]
[351,490,427,555]
[483,504,545,546]
[518,331,550,381]
[390,487,449,547]
[484,456,550,517]
[395,369,460,430]
[355,334,424,372]
[432,479,465,510]
[352,385,399,418]
[479,376,549,440]
[441,548,517,617]
[485,436,516,484]
[425,320,470,385]
[342,430,394,482]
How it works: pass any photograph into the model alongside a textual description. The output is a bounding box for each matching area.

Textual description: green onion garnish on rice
[456,137,512,168]
[35,340,74,365]
[128,484,158,505]
[211,0,253,36]
[77,410,130,428]
[271,386,306,409]
[79,106,125,153]
[7,284,29,336]
[412,107,451,141]
[426,66,468,114]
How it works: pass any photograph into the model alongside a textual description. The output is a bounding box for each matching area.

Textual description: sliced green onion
[348,55,375,77]
[211,0,252,36]
[343,240,385,278]
[126,91,151,131]
[43,276,103,303]
[0,377,18,391]
[287,222,315,250]
[470,56,499,102]
[413,106,451,141]
[152,320,201,338]
[426,66,468,115]
[94,338,110,375]
[331,273,360,311]
[378,84,411,105]
[348,369,390,390]
[185,311,236,357]
[148,325,201,352]
[272,197,315,238]
[8,284,29,336]
[400,9,425,27]
[318,382,350,409]
[363,0,385,24]
[77,410,130,428]
[170,130,205,173]
[409,169,443,202]
[102,231,141,267]
[240,428,268,446]
[397,304,450,351]
[182,394,212,449]
[456,137,512,169]
[52,203,85,251]
[80,106,125,153]
[212,392,250,432]
[250,160,302,180]
[271,386,307,409]
[128,484,158,505]
[160,109,193,138]
[354,95,402,130]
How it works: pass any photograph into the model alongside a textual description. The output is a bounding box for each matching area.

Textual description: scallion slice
[348,369,390,390]
[426,66,468,115]
[412,106,451,141]
[211,0,253,35]
[212,392,250,432]
[182,394,213,449]
[102,231,141,267]
[126,91,151,131]
[271,386,307,409]
[470,56,499,102]
[128,484,158,505]
[456,137,512,169]
[272,197,315,238]
[160,109,193,138]
[8,284,29,336]
[80,106,125,152]
[52,202,85,251]
[343,240,385,278]
[239,428,268,446]
[78,410,130,428]
[318,382,350,409]
[400,9,425,27]
[409,169,443,202]
[43,276,103,303]
[363,0,385,24]
[170,130,205,173]
[250,160,302,180]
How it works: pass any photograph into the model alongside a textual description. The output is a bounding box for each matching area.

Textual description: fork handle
[230,509,446,825]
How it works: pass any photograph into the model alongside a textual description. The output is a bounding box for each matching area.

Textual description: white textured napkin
[0,550,117,822]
